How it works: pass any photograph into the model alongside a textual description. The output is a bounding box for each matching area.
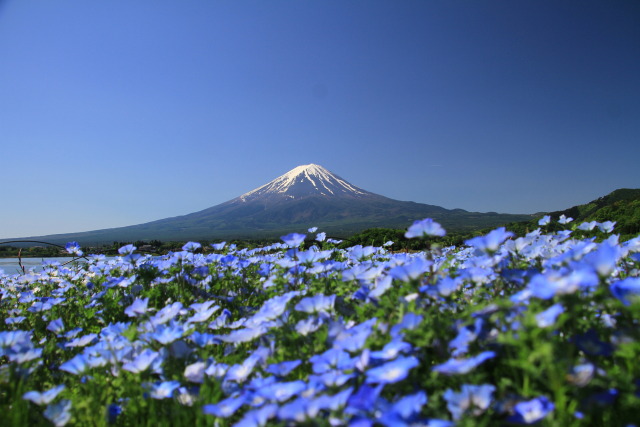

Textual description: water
[0,257,82,274]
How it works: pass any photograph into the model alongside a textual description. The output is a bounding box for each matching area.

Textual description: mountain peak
[238,164,369,202]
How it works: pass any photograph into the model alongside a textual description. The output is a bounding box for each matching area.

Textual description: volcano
[6,164,532,244]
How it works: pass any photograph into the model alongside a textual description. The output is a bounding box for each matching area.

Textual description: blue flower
[365,355,419,384]
[235,403,278,427]
[611,277,640,306]
[47,318,65,335]
[443,384,494,420]
[266,360,302,377]
[281,233,306,247]
[118,244,137,255]
[204,395,248,418]
[122,349,160,373]
[294,294,336,313]
[405,218,446,238]
[538,215,551,226]
[44,399,72,426]
[465,228,513,252]
[182,241,202,252]
[124,297,150,318]
[23,385,65,405]
[535,303,564,328]
[65,242,83,257]
[432,351,496,375]
[558,214,573,224]
[147,380,181,399]
[507,396,554,424]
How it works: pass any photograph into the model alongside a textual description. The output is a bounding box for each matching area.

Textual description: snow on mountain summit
[238,164,369,202]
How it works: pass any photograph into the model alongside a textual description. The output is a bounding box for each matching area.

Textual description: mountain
[4,164,532,245]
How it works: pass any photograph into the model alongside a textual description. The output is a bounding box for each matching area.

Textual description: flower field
[1,217,640,426]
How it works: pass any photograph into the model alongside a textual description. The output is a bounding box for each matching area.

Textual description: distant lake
[0,257,84,274]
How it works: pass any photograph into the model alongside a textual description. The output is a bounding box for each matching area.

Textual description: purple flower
[405,218,446,238]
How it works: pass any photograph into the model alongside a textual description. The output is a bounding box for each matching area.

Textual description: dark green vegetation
[503,188,640,240]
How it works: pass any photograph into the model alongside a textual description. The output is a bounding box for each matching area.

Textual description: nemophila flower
[310,348,352,374]
[389,258,433,282]
[598,221,616,233]
[390,312,423,337]
[6,316,26,325]
[122,349,160,373]
[205,361,229,379]
[44,399,72,427]
[235,403,278,427]
[577,221,597,231]
[209,241,226,251]
[124,297,150,317]
[186,305,219,324]
[405,218,446,238]
[584,242,622,277]
[433,351,496,375]
[65,333,98,348]
[566,362,595,387]
[312,370,355,388]
[118,244,136,255]
[346,383,383,413]
[295,316,325,336]
[558,214,573,224]
[47,318,65,334]
[149,301,183,326]
[184,361,207,383]
[65,242,83,257]
[23,384,65,405]
[443,384,495,420]
[281,233,306,247]
[59,354,90,375]
[388,390,428,420]
[203,395,246,417]
[332,318,377,353]
[257,380,307,402]
[208,308,232,330]
[147,380,181,399]
[365,355,419,384]
[538,215,551,226]
[316,232,327,242]
[266,360,302,377]
[370,338,412,361]
[217,326,267,344]
[182,241,202,252]
[149,321,186,345]
[535,303,564,328]
[308,227,318,233]
[295,293,336,313]
[610,277,640,306]
[465,227,513,253]
[508,396,554,424]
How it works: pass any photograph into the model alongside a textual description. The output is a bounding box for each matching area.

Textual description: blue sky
[1,0,639,239]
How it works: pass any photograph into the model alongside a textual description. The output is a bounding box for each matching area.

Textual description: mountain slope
[506,188,640,239]
[3,164,532,245]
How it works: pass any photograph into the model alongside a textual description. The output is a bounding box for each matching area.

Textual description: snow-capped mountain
[238,164,369,201]
[9,164,532,244]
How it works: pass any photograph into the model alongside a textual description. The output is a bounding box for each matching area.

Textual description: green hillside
[505,188,640,240]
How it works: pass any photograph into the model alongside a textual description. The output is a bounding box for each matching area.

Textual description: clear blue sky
[1,0,639,239]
